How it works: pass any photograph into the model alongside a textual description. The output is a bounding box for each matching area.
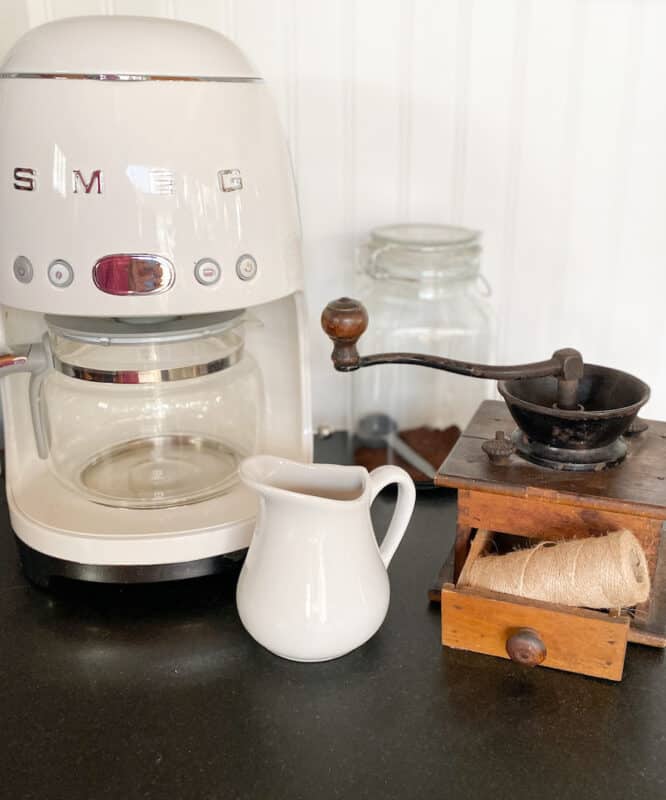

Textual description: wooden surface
[428,545,455,603]
[442,584,630,681]
[435,400,666,516]
[434,400,666,646]
[457,487,662,626]
[457,488,664,545]
[433,534,666,648]
[634,526,666,646]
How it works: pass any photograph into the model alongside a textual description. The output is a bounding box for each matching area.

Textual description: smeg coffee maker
[0,16,311,585]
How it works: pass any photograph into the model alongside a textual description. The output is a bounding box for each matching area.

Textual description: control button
[48,259,74,288]
[13,255,33,284]
[236,254,257,281]
[194,258,222,286]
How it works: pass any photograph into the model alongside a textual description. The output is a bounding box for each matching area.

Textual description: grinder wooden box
[432,400,666,681]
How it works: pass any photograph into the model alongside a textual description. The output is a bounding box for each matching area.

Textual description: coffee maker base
[15,537,246,588]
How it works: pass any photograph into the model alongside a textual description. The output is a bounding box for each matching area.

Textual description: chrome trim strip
[53,349,242,384]
[0,72,263,83]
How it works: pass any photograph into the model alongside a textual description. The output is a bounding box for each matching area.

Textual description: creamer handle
[368,465,416,567]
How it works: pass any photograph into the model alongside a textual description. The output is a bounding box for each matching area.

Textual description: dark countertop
[2,434,665,800]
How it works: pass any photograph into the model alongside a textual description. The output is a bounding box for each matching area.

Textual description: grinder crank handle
[321,297,584,410]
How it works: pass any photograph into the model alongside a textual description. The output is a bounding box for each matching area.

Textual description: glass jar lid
[362,223,481,283]
[370,223,479,249]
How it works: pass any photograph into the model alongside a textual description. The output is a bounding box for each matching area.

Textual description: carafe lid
[45,311,245,346]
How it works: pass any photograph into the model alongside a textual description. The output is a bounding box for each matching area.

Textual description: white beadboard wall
[1,0,665,427]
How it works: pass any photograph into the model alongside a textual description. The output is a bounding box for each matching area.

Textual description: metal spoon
[356,413,436,479]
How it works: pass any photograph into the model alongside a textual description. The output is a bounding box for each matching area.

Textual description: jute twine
[459,530,650,609]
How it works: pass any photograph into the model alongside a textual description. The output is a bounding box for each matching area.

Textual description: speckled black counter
[1,434,665,800]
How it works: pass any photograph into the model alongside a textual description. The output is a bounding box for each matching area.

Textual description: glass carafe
[352,224,493,486]
[41,312,264,509]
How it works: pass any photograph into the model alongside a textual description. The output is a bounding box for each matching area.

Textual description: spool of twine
[459,530,650,609]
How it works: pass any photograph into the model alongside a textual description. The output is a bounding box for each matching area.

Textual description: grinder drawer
[442,584,630,681]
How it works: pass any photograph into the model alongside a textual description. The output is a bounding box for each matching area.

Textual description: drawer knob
[506,628,547,667]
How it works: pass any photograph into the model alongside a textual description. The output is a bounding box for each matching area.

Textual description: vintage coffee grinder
[0,16,311,585]
[322,297,666,680]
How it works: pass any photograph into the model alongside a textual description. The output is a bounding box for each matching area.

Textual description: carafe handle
[368,465,416,567]
[0,341,50,459]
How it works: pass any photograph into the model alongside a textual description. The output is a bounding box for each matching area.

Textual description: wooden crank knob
[321,297,369,371]
[505,628,547,667]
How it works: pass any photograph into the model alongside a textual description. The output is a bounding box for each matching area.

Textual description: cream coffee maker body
[0,16,312,584]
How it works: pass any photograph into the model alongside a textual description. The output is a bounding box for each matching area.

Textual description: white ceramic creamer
[236,456,416,661]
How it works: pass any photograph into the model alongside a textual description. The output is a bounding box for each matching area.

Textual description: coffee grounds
[354,424,461,483]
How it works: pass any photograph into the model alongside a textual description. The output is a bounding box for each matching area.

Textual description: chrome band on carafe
[52,348,242,384]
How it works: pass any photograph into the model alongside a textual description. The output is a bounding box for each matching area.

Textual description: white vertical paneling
[406,0,460,222]
[608,0,666,416]
[352,0,403,231]
[172,0,236,36]
[290,0,348,424]
[0,3,29,61]
[396,0,414,220]
[449,0,474,226]
[602,0,644,358]
[25,0,52,26]
[340,0,357,237]
[557,0,637,357]
[42,0,112,21]
[458,0,522,344]
[503,0,580,359]
[111,1,173,17]
[496,0,531,361]
[234,0,291,134]
[0,0,665,424]
[283,0,299,173]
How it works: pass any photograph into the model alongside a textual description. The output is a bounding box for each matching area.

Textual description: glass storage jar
[40,312,263,509]
[352,224,493,486]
